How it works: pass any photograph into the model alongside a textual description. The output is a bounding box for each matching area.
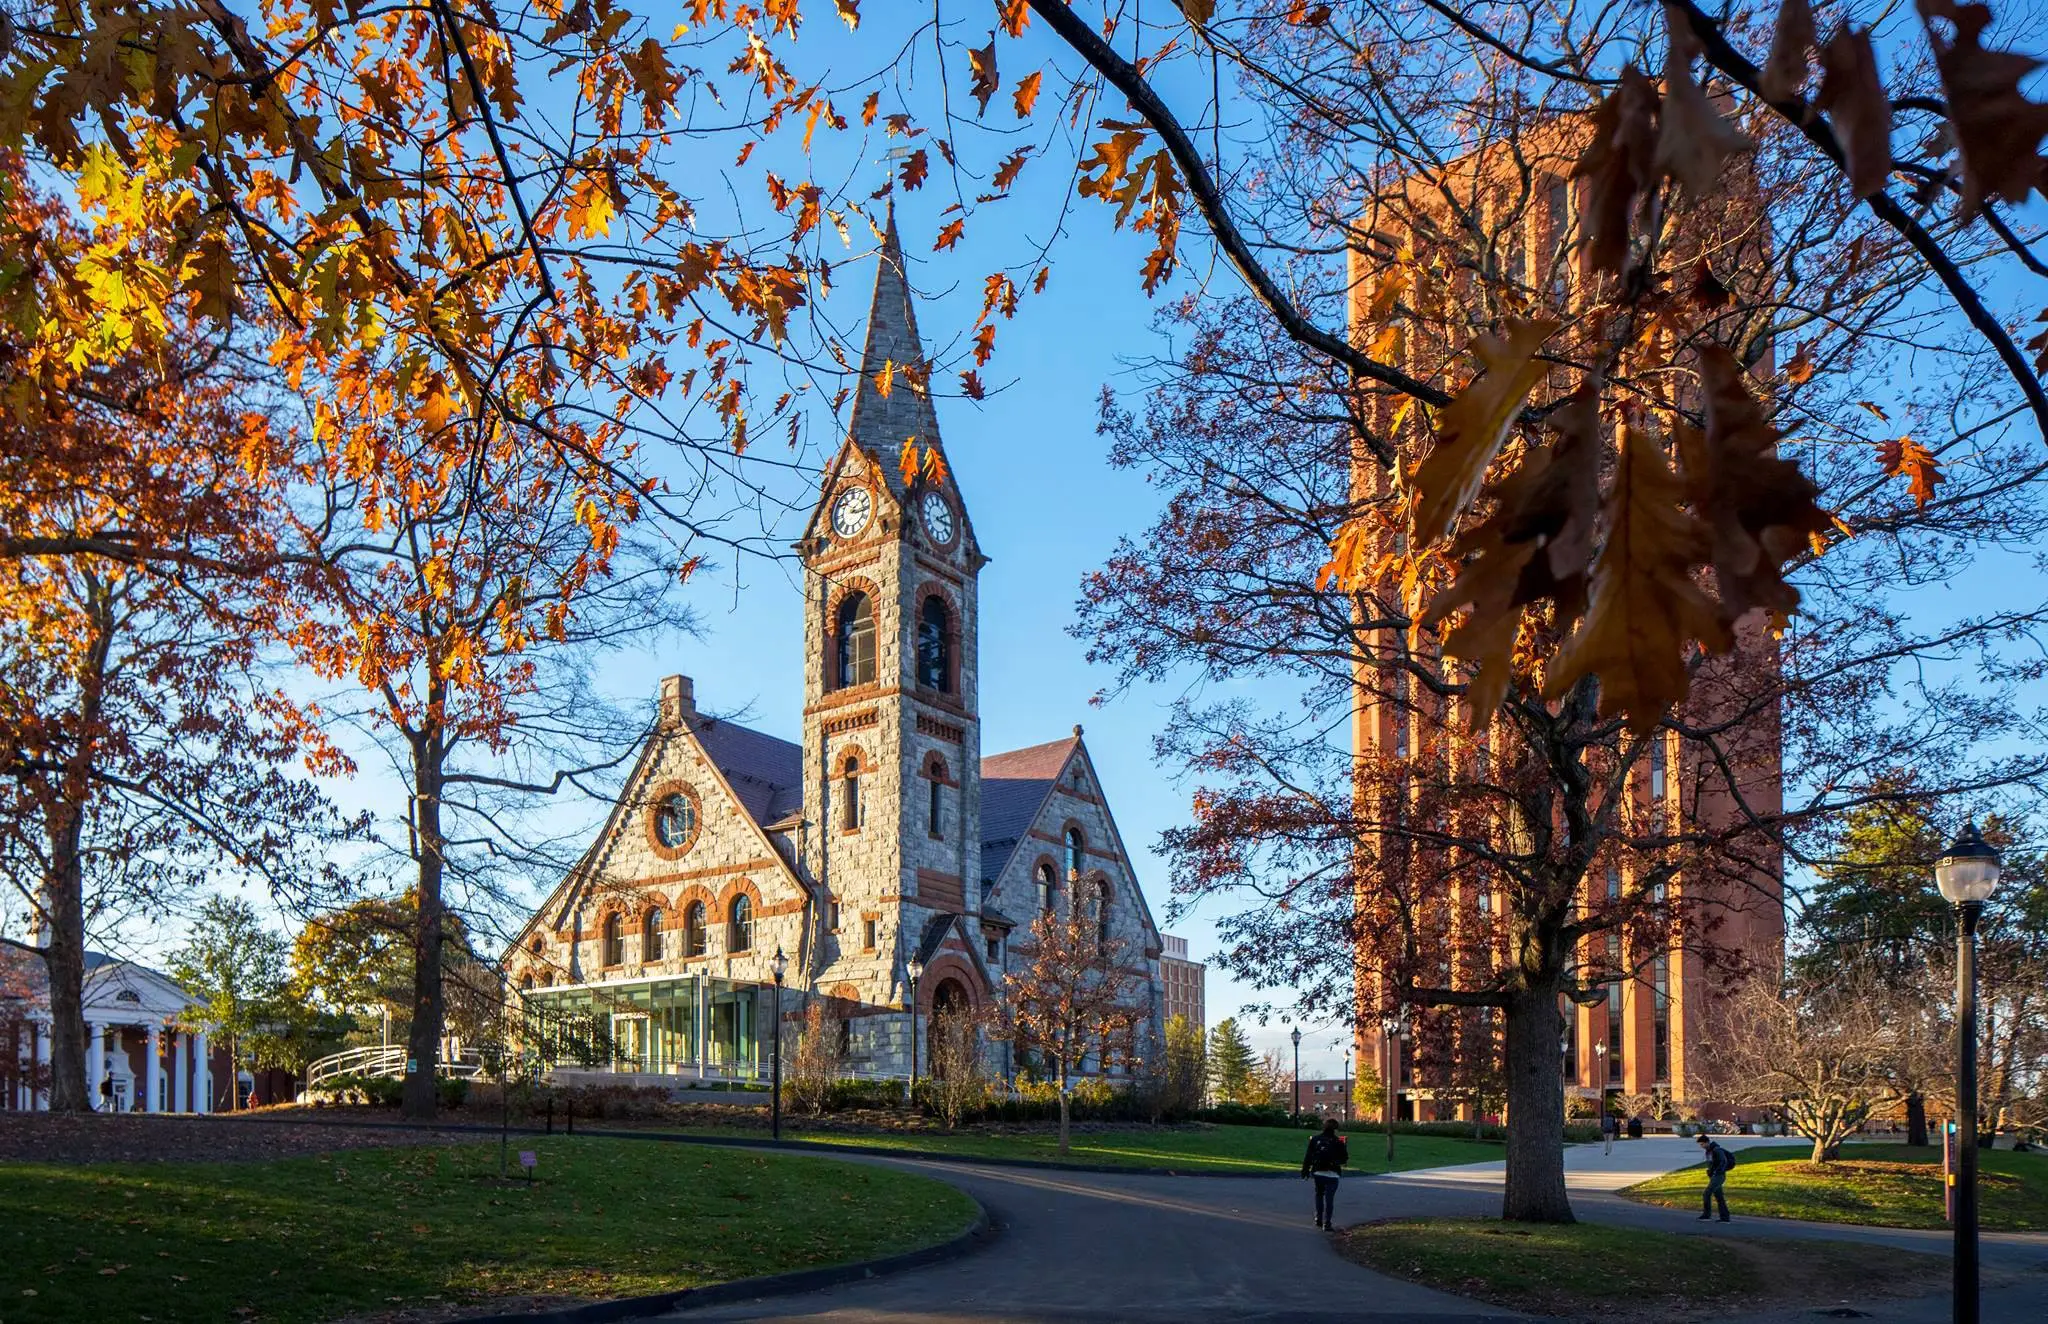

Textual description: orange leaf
[862,91,880,126]
[566,175,616,240]
[900,439,919,487]
[1546,426,1732,733]
[922,444,949,485]
[873,358,895,398]
[960,370,986,400]
[1783,342,1816,384]
[1409,318,1560,549]
[968,36,1000,117]
[934,219,965,251]
[834,0,859,29]
[998,0,1030,38]
[900,149,930,191]
[1917,0,2048,217]
[1013,70,1044,119]
[993,147,1032,193]
[1571,67,1661,277]
[1816,27,1892,199]
[973,324,996,365]
[1877,435,1944,507]
[1317,520,1373,592]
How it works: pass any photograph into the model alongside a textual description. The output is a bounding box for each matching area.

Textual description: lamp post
[770,947,788,1142]
[1935,822,2002,1324]
[1290,1026,1302,1122]
[1381,1011,1408,1162]
[1343,1049,1353,1125]
[1594,1043,1608,1124]
[905,956,924,1104]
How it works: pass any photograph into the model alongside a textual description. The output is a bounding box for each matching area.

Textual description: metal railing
[304,1044,486,1092]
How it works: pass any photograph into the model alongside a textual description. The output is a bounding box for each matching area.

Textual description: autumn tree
[1002,903,1145,1153]
[924,1001,993,1130]
[1161,1013,1208,1114]
[780,1000,845,1117]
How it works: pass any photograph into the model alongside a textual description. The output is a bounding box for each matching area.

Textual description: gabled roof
[978,733,1081,883]
[693,716,804,829]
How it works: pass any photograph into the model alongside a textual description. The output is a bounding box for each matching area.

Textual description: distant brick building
[1160,934,1205,1032]
[1344,140,1785,1122]
[508,213,1166,1082]
[1283,1076,1353,1121]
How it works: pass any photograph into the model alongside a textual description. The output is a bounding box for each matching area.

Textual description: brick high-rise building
[1159,933,1205,1032]
[1345,141,1785,1122]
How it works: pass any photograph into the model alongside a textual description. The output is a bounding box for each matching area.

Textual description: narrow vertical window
[841,755,862,830]
[643,908,664,961]
[917,596,951,691]
[728,894,753,952]
[1095,879,1112,949]
[928,774,943,838]
[835,593,876,688]
[684,902,707,957]
[1064,828,1085,880]
[1037,862,1057,915]
[602,913,624,966]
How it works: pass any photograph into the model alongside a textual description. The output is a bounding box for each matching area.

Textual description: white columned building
[4,937,216,1113]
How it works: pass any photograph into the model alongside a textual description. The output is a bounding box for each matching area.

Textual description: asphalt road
[657,1138,2048,1324]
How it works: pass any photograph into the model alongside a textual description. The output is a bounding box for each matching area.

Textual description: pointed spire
[846,202,943,493]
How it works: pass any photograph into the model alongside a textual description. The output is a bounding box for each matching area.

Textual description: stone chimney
[659,674,694,728]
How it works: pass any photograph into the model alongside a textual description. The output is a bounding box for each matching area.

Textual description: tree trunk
[401,716,448,1121]
[1057,1060,1071,1154]
[1906,1092,1928,1146]
[38,875,90,1113]
[1501,985,1573,1223]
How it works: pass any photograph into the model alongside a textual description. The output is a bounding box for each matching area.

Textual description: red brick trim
[823,575,883,695]
[644,780,704,862]
[921,749,955,786]
[916,954,985,1012]
[911,581,963,696]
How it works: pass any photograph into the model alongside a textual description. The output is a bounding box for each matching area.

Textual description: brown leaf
[1783,341,1816,384]
[1546,426,1732,732]
[992,147,1032,192]
[1917,0,2048,217]
[1655,7,1753,196]
[1689,257,1730,309]
[968,36,1000,117]
[834,0,860,29]
[997,0,1030,38]
[1816,26,1893,199]
[1421,385,1603,722]
[1410,318,1560,549]
[1877,435,1944,507]
[1679,346,1831,618]
[900,148,929,191]
[1013,70,1044,119]
[959,370,985,400]
[1572,67,1661,277]
[1760,0,1817,101]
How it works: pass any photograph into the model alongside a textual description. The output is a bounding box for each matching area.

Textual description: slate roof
[845,206,945,496]
[978,733,1080,884]
[693,717,805,829]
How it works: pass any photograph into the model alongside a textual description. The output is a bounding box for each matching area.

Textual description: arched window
[917,596,951,691]
[841,754,862,831]
[643,908,664,961]
[1036,862,1057,915]
[520,974,535,991]
[1064,827,1085,880]
[728,894,753,952]
[601,912,624,966]
[928,768,944,839]
[835,592,876,688]
[1096,878,1113,948]
[683,901,708,957]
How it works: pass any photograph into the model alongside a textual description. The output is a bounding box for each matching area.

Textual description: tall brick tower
[796,208,989,1004]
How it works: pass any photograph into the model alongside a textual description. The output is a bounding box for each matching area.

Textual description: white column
[193,1031,211,1113]
[145,1025,163,1113]
[33,1022,50,1111]
[171,1029,187,1112]
[86,1020,106,1106]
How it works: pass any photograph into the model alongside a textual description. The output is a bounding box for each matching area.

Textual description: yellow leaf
[900,439,919,487]
[834,0,859,29]
[874,358,895,398]
[1409,318,1559,548]
[567,175,616,240]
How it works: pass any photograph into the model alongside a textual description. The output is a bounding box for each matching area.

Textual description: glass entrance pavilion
[519,974,770,1080]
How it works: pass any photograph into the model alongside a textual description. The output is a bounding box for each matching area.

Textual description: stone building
[509,216,1166,1082]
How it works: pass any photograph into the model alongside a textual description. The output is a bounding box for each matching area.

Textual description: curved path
[657,1137,2048,1324]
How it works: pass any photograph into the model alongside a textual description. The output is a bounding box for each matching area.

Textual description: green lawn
[1340,1217,1945,1322]
[1625,1143,2048,1231]
[0,1137,977,1324]
[745,1123,1499,1174]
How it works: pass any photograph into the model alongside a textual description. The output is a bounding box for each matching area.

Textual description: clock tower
[797,209,987,1003]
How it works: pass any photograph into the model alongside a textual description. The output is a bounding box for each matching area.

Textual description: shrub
[437,1077,470,1108]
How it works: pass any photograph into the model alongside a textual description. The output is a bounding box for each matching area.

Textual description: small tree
[925,1003,991,1130]
[1161,1014,1207,1115]
[782,1001,844,1117]
[1206,1018,1259,1106]
[169,897,292,1110]
[1703,972,1908,1163]
[1003,905,1143,1153]
[1255,1048,1292,1108]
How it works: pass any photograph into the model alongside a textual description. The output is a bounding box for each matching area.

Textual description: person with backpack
[1601,1109,1619,1155]
[1696,1133,1735,1221]
[1301,1117,1350,1230]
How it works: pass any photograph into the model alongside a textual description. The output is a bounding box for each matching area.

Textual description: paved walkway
[659,1139,2048,1323]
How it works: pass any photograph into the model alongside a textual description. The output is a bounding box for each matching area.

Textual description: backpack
[1709,1143,1735,1173]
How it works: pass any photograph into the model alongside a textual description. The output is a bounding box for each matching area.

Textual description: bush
[437,1077,469,1109]
[1195,1102,1304,1128]
[309,1073,404,1107]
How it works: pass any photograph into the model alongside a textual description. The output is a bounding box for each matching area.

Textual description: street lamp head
[1935,822,2002,906]
[771,946,788,984]
[906,956,924,985]
[1290,1026,1302,1047]
[1594,1043,1607,1059]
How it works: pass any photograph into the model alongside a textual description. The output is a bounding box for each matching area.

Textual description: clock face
[831,486,872,538]
[921,490,956,545]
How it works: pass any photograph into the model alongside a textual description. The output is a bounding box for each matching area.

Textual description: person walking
[1601,1110,1618,1155]
[1302,1117,1349,1230]
[1696,1133,1734,1222]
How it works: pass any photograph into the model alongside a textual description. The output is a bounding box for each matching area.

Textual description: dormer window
[835,592,876,688]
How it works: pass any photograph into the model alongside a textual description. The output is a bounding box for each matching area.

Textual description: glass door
[610,1013,649,1073]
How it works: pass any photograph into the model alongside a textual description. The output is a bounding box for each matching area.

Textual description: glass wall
[522,975,768,1078]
